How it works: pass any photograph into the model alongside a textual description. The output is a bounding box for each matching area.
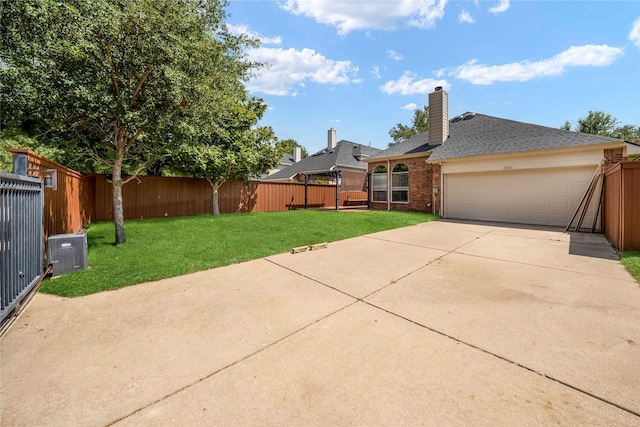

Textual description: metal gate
[0,172,44,325]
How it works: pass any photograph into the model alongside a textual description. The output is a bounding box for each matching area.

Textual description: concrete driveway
[1,220,639,426]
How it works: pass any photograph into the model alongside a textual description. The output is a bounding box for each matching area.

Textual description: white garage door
[444,167,597,227]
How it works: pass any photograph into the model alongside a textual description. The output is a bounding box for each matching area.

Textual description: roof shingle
[366,113,621,162]
[263,140,381,180]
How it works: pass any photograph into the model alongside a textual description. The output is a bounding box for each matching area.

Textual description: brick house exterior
[367,158,441,214]
[365,87,636,226]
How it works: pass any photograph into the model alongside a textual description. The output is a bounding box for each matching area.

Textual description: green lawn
[620,251,640,284]
[40,210,439,297]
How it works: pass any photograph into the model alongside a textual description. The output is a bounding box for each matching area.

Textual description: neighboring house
[365,87,640,227]
[263,129,381,192]
[260,147,303,179]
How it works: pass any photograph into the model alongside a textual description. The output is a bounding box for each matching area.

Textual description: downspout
[387,159,391,211]
[366,172,371,209]
[334,170,340,211]
[439,162,444,216]
[304,174,309,209]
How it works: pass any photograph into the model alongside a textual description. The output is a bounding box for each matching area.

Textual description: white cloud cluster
[227,24,282,45]
[451,44,623,84]
[387,49,404,61]
[280,0,448,35]
[245,47,359,96]
[489,0,510,14]
[402,103,418,110]
[630,16,640,47]
[380,71,450,95]
[458,10,474,24]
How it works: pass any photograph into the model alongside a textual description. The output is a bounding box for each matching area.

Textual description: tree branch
[129,68,152,107]
[124,129,144,153]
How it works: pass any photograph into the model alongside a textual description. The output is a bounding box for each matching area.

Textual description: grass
[620,251,640,284]
[40,210,439,297]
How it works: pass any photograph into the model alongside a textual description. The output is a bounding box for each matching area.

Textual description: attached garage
[366,88,634,225]
[444,167,597,227]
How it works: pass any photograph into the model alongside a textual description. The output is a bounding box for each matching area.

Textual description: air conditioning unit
[47,233,88,277]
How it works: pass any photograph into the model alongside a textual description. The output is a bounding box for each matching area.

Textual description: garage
[444,166,597,227]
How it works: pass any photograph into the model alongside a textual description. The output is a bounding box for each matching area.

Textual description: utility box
[47,233,88,277]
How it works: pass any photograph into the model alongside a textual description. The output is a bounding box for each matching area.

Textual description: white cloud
[451,44,624,85]
[458,10,474,23]
[387,49,404,61]
[227,24,282,45]
[245,47,359,96]
[630,16,640,47]
[380,71,450,95]
[402,103,418,110]
[489,0,510,14]
[280,0,448,35]
[371,65,382,79]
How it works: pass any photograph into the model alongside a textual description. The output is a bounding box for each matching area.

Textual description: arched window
[372,165,387,202]
[391,163,409,202]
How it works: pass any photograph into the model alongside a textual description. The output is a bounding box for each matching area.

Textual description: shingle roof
[263,140,381,180]
[279,152,296,165]
[366,131,438,160]
[367,112,622,162]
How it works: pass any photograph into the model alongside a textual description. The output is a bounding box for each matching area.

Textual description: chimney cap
[434,86,443,91]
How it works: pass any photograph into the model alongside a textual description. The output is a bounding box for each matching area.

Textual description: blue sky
[227,0,640,153]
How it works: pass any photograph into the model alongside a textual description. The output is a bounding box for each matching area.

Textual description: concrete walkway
[1,220,639,426]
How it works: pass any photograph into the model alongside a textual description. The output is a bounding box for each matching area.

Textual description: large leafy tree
[1,0,260,244]
[576,111,619,137]
[388,105,429,146]
[173,98,281,216]
[561,110,639,143]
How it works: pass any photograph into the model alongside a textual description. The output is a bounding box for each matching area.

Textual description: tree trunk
[112,154,126,244]
[208,178,223,216]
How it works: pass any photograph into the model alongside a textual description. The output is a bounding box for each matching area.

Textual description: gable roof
[366,112,622,162]
[264,140,381,180]
[279,152,296,166]
[367,131,439,160]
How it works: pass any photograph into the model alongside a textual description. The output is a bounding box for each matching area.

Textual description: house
[365,87,640,227]
[260,147,303,179]
[263,129,381,192]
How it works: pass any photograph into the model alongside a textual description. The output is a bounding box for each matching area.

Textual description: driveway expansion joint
[363,228,497,301]
[104,300,359,427]
[364,301,640,419]
[452,251,635,282]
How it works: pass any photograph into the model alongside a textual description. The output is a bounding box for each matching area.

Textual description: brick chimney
[328,128,337,150]
[293,146,302,163]
[428,86,449,145]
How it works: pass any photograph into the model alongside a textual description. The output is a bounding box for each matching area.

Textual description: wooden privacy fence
[6,149,363,237]
[8,149,94,239]
[603,161,640,251]
[93,175,340,221]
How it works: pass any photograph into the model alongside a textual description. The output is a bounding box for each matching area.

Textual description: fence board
[7,149,94,239]
[603,161,640,251]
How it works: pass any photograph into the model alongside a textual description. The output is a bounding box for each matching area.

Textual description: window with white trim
[391,163,409,203]
[372,165,387,202]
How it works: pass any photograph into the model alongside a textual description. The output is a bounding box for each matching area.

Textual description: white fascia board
[439,145,609,174]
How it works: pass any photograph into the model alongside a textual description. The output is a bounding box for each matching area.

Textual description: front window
[391,163,409,203]
[372,165,387,202]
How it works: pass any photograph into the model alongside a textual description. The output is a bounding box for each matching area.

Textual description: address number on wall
[503,166,513,170]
